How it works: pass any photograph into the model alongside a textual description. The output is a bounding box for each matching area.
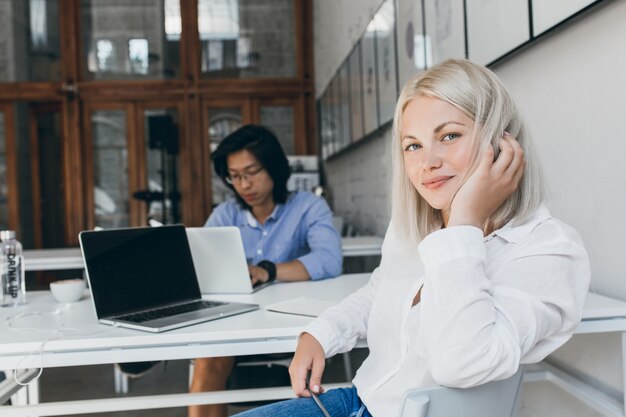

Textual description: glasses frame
[225,166,266,185]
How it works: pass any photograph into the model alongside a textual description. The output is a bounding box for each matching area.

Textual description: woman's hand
[289,332,326,397]
[448,133,525,229]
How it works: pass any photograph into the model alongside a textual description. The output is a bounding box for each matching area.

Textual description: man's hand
[248,264,270,287]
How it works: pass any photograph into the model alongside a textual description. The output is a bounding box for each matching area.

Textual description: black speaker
[148,115,178,155]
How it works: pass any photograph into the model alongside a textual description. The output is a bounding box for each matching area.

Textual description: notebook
[79,225,259,332]
[186,227,273,294]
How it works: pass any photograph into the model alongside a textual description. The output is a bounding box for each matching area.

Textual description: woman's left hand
[448,133,525,229]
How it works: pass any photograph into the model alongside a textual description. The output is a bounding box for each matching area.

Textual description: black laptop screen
[80,225,201,319]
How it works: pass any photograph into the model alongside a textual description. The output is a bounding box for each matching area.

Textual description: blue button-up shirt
[205,191,342,280]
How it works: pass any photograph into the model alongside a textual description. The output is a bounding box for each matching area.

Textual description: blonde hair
[391,59,544,243]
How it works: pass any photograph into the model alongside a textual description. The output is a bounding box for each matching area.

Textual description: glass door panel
[90,109,129,228]
[0,0,61,82]
[207,106,242,207]
[81,0,181,80]
[198,0,296,79]
[141,108,181,224]
[13,103,35,248]
[259,104,294,155]
[7,103,65,249]
[31,104,65,248]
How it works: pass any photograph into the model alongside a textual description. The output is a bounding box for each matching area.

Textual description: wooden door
[0,104,18,233]
[135,102,185,226]
[82,101,189,229]
[28,103,66,249]
[82,102,137,229]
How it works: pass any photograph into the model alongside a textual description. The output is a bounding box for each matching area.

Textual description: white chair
[399,366,525,417]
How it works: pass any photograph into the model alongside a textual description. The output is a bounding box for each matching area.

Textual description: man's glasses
[225,166,265,185]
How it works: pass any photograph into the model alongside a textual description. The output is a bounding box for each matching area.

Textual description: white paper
[265,297,336,318]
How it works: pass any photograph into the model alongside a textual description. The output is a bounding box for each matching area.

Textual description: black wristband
[257,260,277,282]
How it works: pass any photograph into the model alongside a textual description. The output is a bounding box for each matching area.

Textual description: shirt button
[263,231,268,237]
[257,249,262,255]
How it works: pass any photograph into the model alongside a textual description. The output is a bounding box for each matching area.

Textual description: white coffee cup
[50,279,85,303]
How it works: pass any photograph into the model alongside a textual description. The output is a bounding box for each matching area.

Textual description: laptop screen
[80,225,201,319]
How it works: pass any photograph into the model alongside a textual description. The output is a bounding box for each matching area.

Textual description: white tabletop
[22,236,385,272]
[582,292,626,320]
[576,292,626,335]
[2,270,624,370]
[23,248,84,271]
[0,274,370,370]
[341,236,384,257]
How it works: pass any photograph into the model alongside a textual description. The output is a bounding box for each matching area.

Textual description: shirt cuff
[302,317,340,358]
[298,253,339,280]
[418,226,486,271]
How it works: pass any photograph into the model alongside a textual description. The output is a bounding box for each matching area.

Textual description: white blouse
[304,206,590,417]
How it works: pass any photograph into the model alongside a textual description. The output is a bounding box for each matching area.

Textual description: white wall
[316,0,626,415]
[314,0,391,234]
[324,130,391,237]
[496,2,626,414]
[313,0,383,95]
[495,0,626,300]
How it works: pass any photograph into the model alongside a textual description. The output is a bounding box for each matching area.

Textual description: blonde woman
[235,59,590,417]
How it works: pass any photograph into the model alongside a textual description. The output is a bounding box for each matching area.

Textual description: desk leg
[10,388,27,406]
[622,332,626,416]
[188,360,195,388]
[21,379,40,417]
[26,379,39,406]
[342,353,353,381]
[113,366,129,394]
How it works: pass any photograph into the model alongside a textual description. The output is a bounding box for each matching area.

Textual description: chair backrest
[399,366,526,417]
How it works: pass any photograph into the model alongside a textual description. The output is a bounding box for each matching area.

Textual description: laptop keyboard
[116,300,226,323]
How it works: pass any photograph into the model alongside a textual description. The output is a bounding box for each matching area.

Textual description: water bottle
[1,230,26,307]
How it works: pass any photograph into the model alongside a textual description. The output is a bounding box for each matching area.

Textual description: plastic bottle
[1,230,26,306]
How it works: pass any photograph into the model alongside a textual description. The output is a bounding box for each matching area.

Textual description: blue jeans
[233,386,372,417]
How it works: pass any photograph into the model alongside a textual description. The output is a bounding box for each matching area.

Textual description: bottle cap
[0,230,16,241]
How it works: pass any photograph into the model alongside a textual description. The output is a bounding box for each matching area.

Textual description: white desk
[340,236,383,257]
[0,274,369,416]
[528,292,626,417]
[0,274,370,370]
[23,248,83,271]
[22,237,384,272]
[2,279,626,417]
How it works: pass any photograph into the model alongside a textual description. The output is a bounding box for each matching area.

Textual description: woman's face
[401,95,476,212]
[226,149,275,208]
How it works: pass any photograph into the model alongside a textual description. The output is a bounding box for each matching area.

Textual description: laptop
[79,225,259,332]
[186,227,273,294]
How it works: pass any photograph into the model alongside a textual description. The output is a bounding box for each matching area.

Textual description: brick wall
[324,127,391,237]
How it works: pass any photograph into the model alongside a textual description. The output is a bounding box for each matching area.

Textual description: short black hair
[212,124,291,209]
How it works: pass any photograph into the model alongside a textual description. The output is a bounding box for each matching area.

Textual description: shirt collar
[243,202,286,228]
[485,205,551,243]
